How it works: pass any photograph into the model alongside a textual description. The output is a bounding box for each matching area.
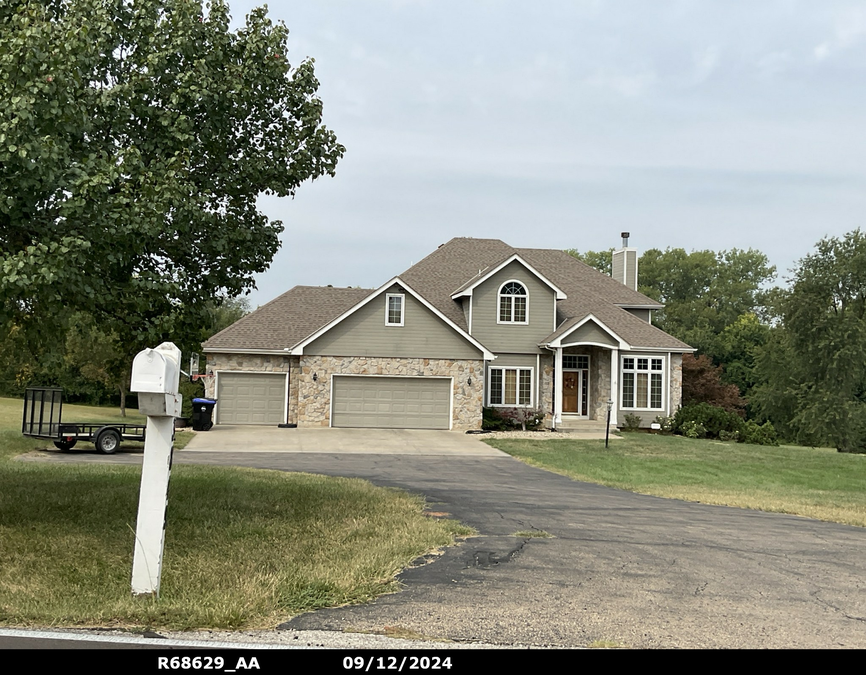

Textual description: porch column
[554,346,563,426]
[609,348,619,428]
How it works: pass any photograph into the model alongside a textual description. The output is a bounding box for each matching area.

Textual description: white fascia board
[626,345,698,353]
[290,276,496,360]
[544,314,630,350]
[613,303,664,310]
[450,254,567,301]
[202,347,293,356]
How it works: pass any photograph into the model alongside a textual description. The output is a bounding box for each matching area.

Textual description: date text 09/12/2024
[156,655,454,672]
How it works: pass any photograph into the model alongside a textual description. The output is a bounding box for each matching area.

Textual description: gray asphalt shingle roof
[203,238,692,352]
[202,286,374,351]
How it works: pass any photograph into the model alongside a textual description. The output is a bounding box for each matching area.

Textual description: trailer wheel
[54,439,77,452]
[95,428,121,454]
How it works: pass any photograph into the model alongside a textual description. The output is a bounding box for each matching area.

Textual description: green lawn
[0,397,469,629]
[486,433,866,527]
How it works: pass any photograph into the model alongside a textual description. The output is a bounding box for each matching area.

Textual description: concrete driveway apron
[175,427,866,649]
[182,426,505,456]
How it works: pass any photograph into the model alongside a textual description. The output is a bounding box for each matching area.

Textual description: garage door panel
[217,373,286,425]
[332,376,451,429]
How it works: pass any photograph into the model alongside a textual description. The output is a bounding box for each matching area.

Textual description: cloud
[757,50,793,77]
[585,67,657,98]
[813,7,866,61]
[692,46,720,84]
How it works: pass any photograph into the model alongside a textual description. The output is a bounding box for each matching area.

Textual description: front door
[563,372,579,413]
[562,354,590,417]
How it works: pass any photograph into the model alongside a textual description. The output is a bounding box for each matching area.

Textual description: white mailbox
[131,342,182,418]
[130,341,183,597]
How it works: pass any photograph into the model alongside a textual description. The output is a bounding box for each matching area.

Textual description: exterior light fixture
[312,372,318,382]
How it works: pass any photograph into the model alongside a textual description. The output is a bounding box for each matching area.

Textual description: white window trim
[488,366,534,407]
[385,293,405,326]
[496,279,530,325]
[620,354,666,411]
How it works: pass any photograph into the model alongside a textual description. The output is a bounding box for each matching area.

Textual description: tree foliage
[0,0,344,350]
[752,230,866,452]
[565,248,612,275]
[567,245,776,399]
[637,247,775,359]
[681,353,746,414]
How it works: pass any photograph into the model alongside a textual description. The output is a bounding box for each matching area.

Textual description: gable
[559,318,618,347]
[470,259,556,354]
[303,283,486,360]
[202,286,374,352]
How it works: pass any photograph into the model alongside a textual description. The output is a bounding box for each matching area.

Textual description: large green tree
[0,0,343,351]
[752,230,866,452]
[637,247,775,358]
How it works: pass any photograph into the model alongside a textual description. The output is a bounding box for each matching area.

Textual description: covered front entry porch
[552,344,618,429]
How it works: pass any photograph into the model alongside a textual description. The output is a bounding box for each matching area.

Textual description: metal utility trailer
[22,387,146,454]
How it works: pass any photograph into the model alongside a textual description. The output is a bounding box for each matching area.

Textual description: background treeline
[568,228,866,453]
[0,299,248,415]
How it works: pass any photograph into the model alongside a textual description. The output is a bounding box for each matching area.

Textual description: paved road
[21,431,866,649]
[171,448,866,649]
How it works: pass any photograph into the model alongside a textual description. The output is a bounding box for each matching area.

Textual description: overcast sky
[228,1,866,307]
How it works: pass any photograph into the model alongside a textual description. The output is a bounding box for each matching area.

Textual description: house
[201,236,694,430]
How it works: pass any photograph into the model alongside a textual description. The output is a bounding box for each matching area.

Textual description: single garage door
[217,372,286,425]
[331,376,451,429]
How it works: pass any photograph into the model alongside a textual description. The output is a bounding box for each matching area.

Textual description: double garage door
[331,376,452,430]
[217,372,286,425]
[216,373,451,429]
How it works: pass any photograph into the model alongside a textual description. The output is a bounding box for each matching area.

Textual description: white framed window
[498,281,528,324]
[621,356,665,410]
[563,354,589,370]
[385,293,404,326]
[488,367,533,406]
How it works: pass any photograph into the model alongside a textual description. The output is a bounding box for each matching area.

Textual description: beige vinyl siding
[625,308,651,323]
[306,285,482,359]
[561,320,618,347]
[491,354,538,368]
[612,249,638,291]
[470,260,555,354]
[616,408,664,427]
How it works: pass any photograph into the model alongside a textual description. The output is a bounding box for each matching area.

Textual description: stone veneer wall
[670,353,683,416]
[539,354,555,425]
[296,355,485,430]
[204,353,293,400]
[590,347,612,422]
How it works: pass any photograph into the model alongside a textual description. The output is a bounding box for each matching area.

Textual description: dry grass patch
[0,397,470,630]
[0,464,467,629]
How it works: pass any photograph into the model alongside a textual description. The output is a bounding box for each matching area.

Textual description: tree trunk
[119,383,127,417]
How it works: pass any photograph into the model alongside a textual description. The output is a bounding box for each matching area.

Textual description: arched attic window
[499,281,528,323]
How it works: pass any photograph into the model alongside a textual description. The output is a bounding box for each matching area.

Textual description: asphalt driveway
[171,428,866,649]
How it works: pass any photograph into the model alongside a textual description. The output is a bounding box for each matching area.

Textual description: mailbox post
[130,342,182,597]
